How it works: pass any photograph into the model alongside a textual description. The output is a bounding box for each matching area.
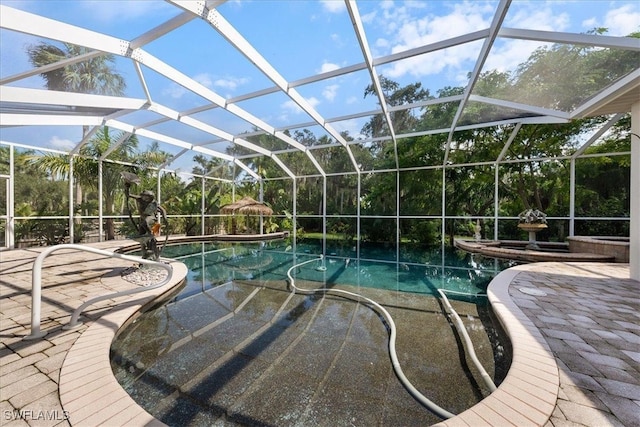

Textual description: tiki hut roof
[220,196,273,216]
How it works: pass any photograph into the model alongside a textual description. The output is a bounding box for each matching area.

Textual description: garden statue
[122,172,168,261]
[518,208,547,250]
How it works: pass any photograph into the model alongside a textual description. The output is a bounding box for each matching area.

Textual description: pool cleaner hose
[437,289,497,393]
[286,255,456,420]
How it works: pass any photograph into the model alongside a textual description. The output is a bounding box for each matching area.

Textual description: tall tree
[513,29,639,111]
[27,42,125,96]
[362,75,432,137]
[28,41,127,209]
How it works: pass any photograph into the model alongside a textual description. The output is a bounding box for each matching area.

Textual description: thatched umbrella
[237,202,273,216]
[220,196,273,234]
[220,196,257,214]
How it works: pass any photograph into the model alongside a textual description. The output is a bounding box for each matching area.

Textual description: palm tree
[27,42,125,96]
[32,127,142,240]
[34,128,174,241]
[27,42,127,237]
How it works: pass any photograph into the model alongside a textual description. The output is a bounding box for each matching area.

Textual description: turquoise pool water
[160,240,513,302]
[111,241,513,426]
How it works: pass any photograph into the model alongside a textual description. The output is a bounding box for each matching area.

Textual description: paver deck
[1,241,638,426]
[1,241,187,426]
[439,262,639,427]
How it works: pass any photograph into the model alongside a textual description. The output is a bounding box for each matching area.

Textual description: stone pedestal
[518,223,548,250]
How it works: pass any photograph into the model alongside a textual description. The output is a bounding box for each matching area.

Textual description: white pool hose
[437,289,497,392]
[286,255,456,420]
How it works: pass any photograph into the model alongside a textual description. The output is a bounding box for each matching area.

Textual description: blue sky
[1,0,639,172]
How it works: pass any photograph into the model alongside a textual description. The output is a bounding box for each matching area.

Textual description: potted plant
[518,208,547,249]
[517,208,548,231]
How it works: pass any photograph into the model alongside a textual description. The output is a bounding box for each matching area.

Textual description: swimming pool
[111,241,513,426]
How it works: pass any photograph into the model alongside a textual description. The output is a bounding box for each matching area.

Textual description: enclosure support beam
[98,161,104,242]
[569,159,575,237]
[357,172,361,260]
[441,168,447,247]
[259,180,264,235]
[630,101,639,282]
[202,175,206,236]
[323,176,327,257]
[494,165,499,241]
[293,178,297,254]
[7,146,15,248]
[396,170,400,263]
[68,158,74,244]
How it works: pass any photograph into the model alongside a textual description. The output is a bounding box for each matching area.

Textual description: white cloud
[375,38,390,50]
[602,5,640,36]
[308,97,321,108]
[331,118,366,139]
[213,76,250,91]
[361,10,377,24]
[320,0,345,14]
[281,100,303,115]
[506,6,570,32]
[193,73,213,88]
[320,62,340,73]
[374,1,494,79]
[163,73,248,99]
[483,39,552,75]
[162,83,188,99]
[50,136,74,151]
[322,84,339,101]
[582,17,598,30]
[371,1,584,82]
[380,0,394,11]
[390,3,492,51]
[281,97,320,115]
[383,40,480,80]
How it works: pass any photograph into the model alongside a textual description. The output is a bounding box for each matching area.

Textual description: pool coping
[58,255,560,426]
[58,259,187,427]
[435,264,559,426]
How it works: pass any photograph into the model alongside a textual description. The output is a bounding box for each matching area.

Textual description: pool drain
[518,287,547,296]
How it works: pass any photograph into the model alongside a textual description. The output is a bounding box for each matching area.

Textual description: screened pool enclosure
[0,0,638,280]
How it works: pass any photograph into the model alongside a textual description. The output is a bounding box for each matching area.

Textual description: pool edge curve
[434,264,559,426]
[59,259,188,427]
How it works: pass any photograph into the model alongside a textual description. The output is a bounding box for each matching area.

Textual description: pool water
[160,241,511,302]
[111,241,513,426]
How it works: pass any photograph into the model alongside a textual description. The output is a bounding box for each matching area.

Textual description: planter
[518,223,547,250]
[517,223,548,232]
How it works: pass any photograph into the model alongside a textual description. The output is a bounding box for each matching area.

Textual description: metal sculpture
[122,172,168,260]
